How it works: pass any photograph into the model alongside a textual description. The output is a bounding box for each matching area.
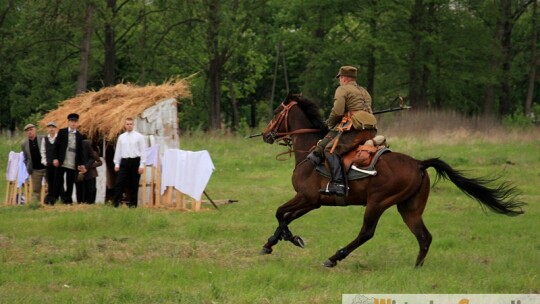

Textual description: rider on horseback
[317,65,377,197]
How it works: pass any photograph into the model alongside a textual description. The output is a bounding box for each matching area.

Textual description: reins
[263,100,323,160]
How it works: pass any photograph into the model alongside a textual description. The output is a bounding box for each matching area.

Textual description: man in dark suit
[52,113,83,204]
[76,139,103,204]
[21,123,46,202]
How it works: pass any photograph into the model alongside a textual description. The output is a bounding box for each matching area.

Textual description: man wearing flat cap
[21,123,46,202]
[53,113,84,204]
[40,121,62,205]
[317,65,377,196]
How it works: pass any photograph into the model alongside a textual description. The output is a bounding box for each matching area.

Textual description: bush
[502,109,533,129]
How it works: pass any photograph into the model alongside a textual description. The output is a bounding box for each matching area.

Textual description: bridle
[263,100,324,160]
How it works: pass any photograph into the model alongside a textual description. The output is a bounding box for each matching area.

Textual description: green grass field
[0,131,539,303]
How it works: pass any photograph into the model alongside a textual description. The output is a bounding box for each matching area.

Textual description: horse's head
[262,93,328,146]
[262,93,304,144]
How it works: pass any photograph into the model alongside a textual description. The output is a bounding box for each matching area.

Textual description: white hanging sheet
[160,149,215,201]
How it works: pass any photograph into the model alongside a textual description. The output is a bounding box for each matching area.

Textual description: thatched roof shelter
[40,78,191,142]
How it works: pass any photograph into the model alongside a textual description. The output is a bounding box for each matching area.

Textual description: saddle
[315,135,391,181]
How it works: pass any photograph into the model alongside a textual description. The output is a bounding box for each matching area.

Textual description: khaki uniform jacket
[327,82,374,129]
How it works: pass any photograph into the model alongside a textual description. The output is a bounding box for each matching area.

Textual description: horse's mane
[286,94,328,131]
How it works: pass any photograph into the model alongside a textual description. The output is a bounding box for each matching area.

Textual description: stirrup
[319,182,346,196]
[319,182,332,194]
[351,165,377,175]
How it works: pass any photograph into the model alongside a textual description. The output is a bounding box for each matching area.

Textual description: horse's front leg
[281,204,322,248]
[260,196,318,254]
[260,197,297,255]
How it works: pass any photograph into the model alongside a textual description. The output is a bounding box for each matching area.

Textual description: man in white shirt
[112,117,146,208]
[40,121,61,205]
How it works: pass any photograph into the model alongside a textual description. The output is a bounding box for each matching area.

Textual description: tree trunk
[208,56,222,130]
[483,2,505,116]
[76,2,94,94]
[104,0,117,87]
[500,0,513,116]
[207,0,222,131]
[229,80,239,131]
[250,98,256,128]
[408,0,428,109]
[525,0,538,117]
[366,0,377,99]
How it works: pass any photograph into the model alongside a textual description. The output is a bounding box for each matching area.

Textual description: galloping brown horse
[259,93,525,268]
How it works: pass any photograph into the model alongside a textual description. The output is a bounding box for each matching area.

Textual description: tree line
[0,0,538,132]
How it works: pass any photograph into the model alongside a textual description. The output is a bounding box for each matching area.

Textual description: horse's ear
[282,92,293,104]
[285,92,300,104]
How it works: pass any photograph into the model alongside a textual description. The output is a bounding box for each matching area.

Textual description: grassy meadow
[0,113,539,303]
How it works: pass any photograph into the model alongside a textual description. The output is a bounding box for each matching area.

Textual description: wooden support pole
[192,197,201,211]
[40,181,47,206]
[150,166,156,208]
[26,180,32,204]
[140,173,147,208]
[163,186,173,207]
[155,160,162,208]
[4,181,10,205]
[175,189,186,210]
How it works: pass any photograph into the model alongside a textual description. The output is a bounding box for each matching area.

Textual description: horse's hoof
[259,247,272,255]
[323,259,337,268]
[290,236,305,248]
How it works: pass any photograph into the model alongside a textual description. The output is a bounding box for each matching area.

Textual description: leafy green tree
[0,0,18,129]
[3,0,85,128]
[0,0,538,132]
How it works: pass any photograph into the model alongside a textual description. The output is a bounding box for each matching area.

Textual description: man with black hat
[40,121,62,205]
[317,65,377,197]
[21,123,46,202]
[52,113,83,204]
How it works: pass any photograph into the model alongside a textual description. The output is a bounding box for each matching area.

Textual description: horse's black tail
[420,158,525,216]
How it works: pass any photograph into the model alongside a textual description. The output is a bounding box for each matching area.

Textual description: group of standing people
[21,115,146,208]
[22,113,102,205]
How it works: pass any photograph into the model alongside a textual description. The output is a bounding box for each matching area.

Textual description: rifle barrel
[373,106,411,115]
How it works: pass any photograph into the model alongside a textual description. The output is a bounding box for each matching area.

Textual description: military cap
[67,113,79,121]
[23,123,36,131]
[335,66,357,79]
[46,121,57,127]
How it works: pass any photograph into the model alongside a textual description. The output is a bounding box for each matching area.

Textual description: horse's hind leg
[397,173,432,267]
[323,204,385,267]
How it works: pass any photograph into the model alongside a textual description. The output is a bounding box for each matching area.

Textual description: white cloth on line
[145,144,159,167]
[160,149,215,201]
[18,152,29,188]
[6,151,20,181]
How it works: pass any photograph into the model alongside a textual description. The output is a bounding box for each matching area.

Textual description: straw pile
[40,78,190,142]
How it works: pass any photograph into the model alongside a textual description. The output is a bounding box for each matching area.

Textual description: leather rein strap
[264,101,323,160]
